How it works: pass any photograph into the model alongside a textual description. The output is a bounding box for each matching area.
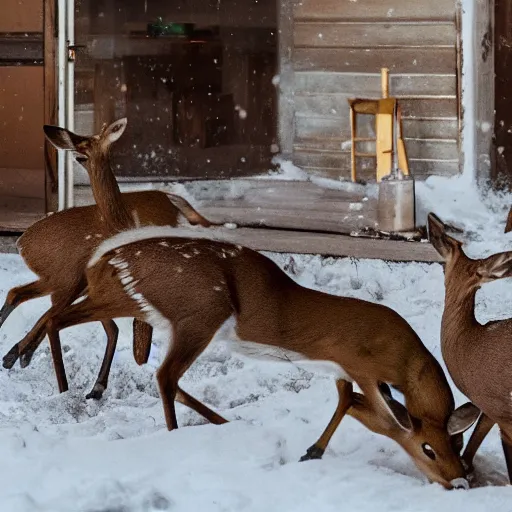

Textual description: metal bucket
[377,175,416,232]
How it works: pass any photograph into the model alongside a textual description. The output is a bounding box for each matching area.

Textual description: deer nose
[450,478,470,490]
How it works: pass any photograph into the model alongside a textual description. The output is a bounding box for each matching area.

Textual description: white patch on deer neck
[85,235,92,240]
[89,225,242,267]
[108,256,170,333]
[211,316,353,381]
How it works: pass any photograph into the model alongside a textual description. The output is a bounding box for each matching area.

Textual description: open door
[0,0,46,231]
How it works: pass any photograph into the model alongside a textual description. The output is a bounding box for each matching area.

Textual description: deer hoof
[2,345,19,369]
[19,350,35,368]
[299,445,324,462]
[86,384,105,400]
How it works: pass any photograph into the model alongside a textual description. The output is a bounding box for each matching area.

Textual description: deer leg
[462,413,495,472]
[43,297,115,393]
[3,308,52,369]
[176,386,228,425]
[505,206,512,233]
[133,319,153,365]
[157,315,227,431]
[347,392,382,430]
[14,284,85,369]
[46,318,68,393]
[500,428,512,484]
[45,293,94,393]
[300,379,353,461]
[86,320,119,400]
[73,309,227,423]
[0,280,49,329]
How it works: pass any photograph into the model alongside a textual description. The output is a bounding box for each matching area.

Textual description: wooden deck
[0,196,45,232]
[171,178,377,233]
[71,179,442,262]
[0,178,444,262]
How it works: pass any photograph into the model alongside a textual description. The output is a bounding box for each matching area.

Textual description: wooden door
[0,0,45,231]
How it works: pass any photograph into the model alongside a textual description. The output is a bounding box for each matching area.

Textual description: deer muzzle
[449,478,470,490]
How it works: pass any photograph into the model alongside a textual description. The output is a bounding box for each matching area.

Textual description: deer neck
[87,151,135,232]
[404,356,455,426]
[441,280,478,353]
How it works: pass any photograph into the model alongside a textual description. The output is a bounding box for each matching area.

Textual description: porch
[71,178,442,262]
[0,0,503,261]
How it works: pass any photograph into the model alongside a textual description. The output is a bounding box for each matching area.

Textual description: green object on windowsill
[147,18,193,37]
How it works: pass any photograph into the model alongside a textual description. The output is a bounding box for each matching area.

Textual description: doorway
[0,0,46,230]
[73,0,278,182]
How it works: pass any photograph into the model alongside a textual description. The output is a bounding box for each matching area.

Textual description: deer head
[428,212,512,291]
[351,390,479,489]
[43,118,128,167]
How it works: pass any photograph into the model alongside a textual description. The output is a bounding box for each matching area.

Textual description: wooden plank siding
[290,0,461,181]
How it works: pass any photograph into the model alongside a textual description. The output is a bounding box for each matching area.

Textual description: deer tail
[164,192,219,228]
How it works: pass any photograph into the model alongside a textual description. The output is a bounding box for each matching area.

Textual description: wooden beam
[199,204,375,233]
[0,33,43,64]
[206,227,443,262]
[474,0,494,184]
[277,0,295,156]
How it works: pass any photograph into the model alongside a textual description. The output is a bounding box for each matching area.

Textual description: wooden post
[349,105,357,182]
[277,0,295,158]
[44,0,58,211]
[381,67,389,99]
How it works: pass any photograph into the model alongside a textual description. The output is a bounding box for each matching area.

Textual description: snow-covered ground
[1,173,512,511]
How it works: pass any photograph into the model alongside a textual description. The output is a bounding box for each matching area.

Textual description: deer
[0,119,225,423]
[9,223,482,490]
[428,212,512,482]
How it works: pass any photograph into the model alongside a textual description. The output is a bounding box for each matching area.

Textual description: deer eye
[422,443,436,460]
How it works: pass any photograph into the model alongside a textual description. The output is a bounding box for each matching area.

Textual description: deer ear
[378,386,413,432]
[385,398,414,432]
[43,125,90,153]
[427,212,461,260]
[102,118,127,145]
[447,402,481,436]
[477,252,512,282]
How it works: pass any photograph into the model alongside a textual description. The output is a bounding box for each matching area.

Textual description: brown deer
[428,212,512,481]
[17,223,481,489]
[0,119,220,407]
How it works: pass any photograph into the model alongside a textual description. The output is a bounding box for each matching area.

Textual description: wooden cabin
[0,0,504,260]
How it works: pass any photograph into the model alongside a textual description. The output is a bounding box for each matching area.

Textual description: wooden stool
[348,68,410,182]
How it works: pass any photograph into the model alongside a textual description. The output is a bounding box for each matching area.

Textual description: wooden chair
[348,68,410,182]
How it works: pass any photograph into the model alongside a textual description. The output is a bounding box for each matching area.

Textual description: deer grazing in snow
[11,224,482,489]
[0,119,223,416]
[428,212,512,482]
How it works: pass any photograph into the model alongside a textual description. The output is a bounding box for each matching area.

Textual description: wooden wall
[288,0,461,181]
